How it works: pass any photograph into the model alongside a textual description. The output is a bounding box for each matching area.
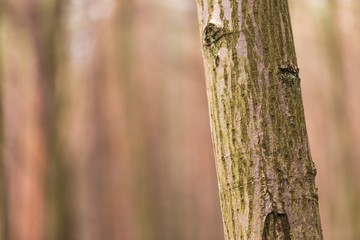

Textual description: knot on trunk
[203,22,227,46]
[278,64,300,87]
[262,211,291,240]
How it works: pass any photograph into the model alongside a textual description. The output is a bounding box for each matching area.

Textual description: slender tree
[195,0,323,239]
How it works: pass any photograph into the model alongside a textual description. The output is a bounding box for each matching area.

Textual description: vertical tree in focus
[195,0,323,239]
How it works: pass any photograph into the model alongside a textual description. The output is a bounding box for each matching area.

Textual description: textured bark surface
[195,0,323,239]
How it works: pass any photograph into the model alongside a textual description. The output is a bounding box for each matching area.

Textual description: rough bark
[195,0,323,239]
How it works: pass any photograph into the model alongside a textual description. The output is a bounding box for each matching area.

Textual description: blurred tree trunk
[1,1,73,239]
[0,8,8,239]
[120,11,155,240]
[315,0,360,238]
[1,0,63,239]
[121,1,168,238]
[61,1,134,239]
[195,0,323,239]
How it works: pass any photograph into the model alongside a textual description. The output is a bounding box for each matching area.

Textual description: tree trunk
[195,0,323,239]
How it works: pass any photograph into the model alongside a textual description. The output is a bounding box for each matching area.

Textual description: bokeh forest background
[0,0,360,239]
